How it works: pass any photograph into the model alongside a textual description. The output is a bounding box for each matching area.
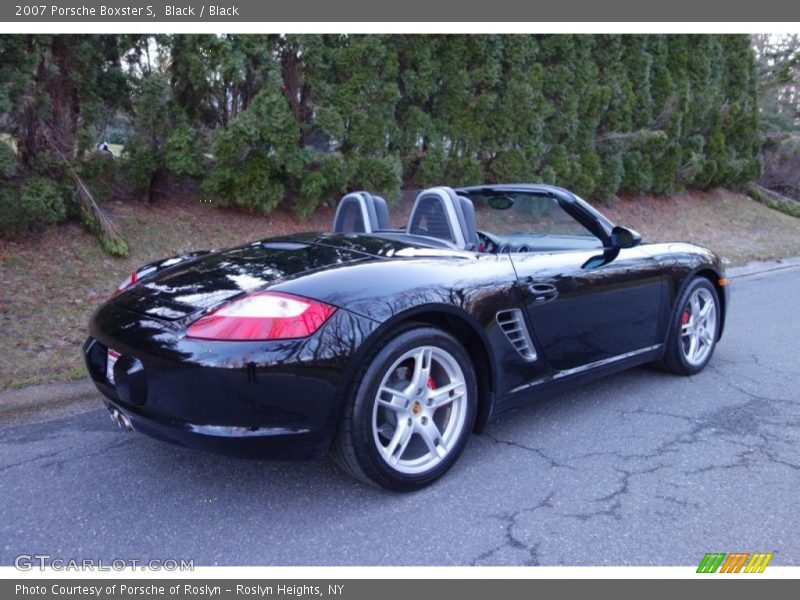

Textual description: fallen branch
[73,171,128,256]
[41,121,128,256]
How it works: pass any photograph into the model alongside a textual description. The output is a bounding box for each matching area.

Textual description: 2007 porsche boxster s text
[85,184,728,490]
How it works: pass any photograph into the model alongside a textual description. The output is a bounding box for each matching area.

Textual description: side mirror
[611,226,642,249]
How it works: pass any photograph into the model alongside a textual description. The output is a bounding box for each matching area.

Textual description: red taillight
[112,266,156,297]
[186,291,336,341]
[112,271,138,296]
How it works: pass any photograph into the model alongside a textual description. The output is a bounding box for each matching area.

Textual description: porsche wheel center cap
[412,401,422,416]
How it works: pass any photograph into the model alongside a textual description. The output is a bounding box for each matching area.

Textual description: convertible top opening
[331,185,606,254]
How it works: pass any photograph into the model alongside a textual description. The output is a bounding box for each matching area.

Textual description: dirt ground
[600,188,800,265]
[1,188,798,389]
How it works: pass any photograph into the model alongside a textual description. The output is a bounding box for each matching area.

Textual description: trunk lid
[112,238,370,321]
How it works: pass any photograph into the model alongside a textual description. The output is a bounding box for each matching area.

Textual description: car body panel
[511,246,667,371]
[113,239,374,318]
[84,184,728,460]
[87,298,381,458]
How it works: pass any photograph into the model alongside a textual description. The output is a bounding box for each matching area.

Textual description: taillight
[185,291,336,341]
[112,266,157,296]
[112,272,138,296]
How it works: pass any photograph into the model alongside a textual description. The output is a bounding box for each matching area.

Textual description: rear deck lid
[112,239,368,320]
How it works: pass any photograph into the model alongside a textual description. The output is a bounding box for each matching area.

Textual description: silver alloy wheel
[371,345,469,475]
[680,287,718,367]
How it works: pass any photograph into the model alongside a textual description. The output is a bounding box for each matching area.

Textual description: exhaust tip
[109,408,133,431]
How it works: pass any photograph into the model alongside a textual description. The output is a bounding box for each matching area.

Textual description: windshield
[465,191,602,252]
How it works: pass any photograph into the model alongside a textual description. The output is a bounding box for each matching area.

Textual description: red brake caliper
[427,376,437,390]
[681,310,690,326]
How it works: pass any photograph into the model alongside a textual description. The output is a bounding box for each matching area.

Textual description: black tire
[330,325,477,491]
[658,277,720,375]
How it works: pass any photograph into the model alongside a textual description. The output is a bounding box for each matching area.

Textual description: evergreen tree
[0,35,131,254]
[202,72,299,213]
[1,33,766,242]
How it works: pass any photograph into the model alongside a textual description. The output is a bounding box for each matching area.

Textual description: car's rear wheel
[331,325,477,491]
[658,277,720,375]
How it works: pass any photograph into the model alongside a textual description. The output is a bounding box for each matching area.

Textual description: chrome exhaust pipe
[118,411,133,431]
[109,408,133,431]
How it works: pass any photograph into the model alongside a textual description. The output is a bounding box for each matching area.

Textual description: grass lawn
[600,188,800,266]
[1,188,799,390]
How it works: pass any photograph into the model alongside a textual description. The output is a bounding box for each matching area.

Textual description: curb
[1,255,799,423]
[0,378,98,423]
[726,256,800,280]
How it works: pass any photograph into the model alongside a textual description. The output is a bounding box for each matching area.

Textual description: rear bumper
[84,302,379,459]
[101,396,322,459]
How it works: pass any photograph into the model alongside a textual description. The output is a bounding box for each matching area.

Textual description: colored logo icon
[697,552,773,573]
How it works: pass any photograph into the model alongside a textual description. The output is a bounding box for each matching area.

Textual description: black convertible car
[85,184,728,490]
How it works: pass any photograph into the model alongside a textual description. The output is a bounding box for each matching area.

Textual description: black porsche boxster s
[85,184,728,490]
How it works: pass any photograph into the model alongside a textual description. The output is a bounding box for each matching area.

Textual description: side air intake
[496,309,537,362]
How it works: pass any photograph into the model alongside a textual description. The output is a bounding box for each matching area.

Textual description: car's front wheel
[659,277,721,375]
[331,325,477,491]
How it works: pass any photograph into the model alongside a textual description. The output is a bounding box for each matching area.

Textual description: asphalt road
[2,267,799,567]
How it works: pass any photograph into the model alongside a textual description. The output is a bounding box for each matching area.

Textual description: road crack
[482,433,575,469]
[470,492,554,566]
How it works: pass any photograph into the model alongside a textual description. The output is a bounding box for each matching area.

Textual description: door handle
[527,283,558,303]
